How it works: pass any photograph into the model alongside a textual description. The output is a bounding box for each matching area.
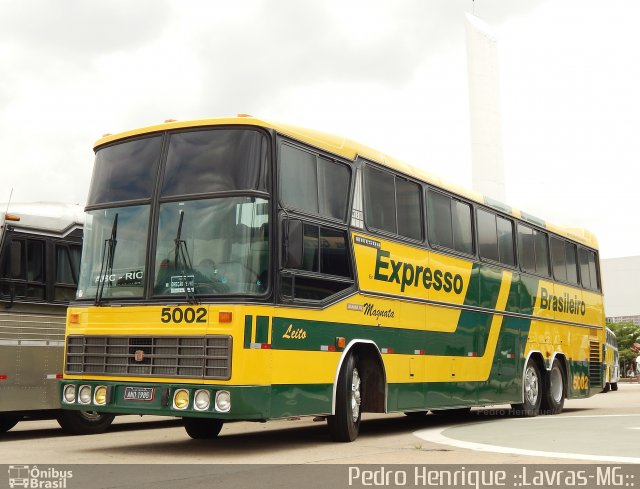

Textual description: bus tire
[512,358,542,417]
[0,415,21,433]
[541,359,565,415]
[56,411,115,435]
[611,382,618,391]
[327,353,362,442]
[183,417,223,439]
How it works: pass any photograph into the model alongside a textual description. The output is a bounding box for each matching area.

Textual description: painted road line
[414,415,640,464]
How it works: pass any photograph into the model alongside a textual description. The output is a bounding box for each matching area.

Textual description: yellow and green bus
[61,116,605,442]
[602,327,619,392]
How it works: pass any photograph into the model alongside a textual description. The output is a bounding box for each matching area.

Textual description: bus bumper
[59,380,271,420]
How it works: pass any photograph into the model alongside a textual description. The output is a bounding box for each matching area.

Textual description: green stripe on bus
[244,315,253,349]
[256,315,270,344]
[270,263,541,359]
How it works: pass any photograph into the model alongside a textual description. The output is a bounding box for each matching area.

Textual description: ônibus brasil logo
[8,465,73,488]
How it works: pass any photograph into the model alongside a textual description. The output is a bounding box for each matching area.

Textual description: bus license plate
[124,386,155,402]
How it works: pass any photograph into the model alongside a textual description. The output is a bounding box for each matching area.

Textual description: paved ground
[0,382,637,467]
[415,384,640,463]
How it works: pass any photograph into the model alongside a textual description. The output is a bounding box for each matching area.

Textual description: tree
[607,321,640,373]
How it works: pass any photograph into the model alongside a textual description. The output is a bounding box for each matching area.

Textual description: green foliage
[607,321,640,366]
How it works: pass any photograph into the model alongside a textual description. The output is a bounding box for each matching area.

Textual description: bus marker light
[219,311,233,323]
[237,114,253,117]
[94,386,108,405]
[321,345,336,352]
[414,349,425,355]
[173,389,190,410]
[215,390,231,412]
[194,390,211,411]
[78,385,92,404]
[467,352,478,357]
[63,384,76,403]
[381,348,394,354]
[164,119,177,123]
[69,313,79,324]
[0,375,7,380]
[336,337,346,349]
[4,214,20,222]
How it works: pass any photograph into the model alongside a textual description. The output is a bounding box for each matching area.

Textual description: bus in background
[0,202,115,434]
[61,116,605,442]
[603,327,619,392]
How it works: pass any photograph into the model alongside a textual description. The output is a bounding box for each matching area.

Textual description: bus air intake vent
[588,340,602,388]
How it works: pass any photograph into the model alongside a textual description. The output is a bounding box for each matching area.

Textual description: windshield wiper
[174,210,198,305]
[95,213,118,305]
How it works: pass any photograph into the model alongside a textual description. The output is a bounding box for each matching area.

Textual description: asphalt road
[1,383,638,467]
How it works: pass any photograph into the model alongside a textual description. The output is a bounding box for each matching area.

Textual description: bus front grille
[65,335,232,380]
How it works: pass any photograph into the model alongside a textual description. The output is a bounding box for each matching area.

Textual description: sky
[0,0,638,259]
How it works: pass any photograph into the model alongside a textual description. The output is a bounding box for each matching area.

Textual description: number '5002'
[160,307,207,324]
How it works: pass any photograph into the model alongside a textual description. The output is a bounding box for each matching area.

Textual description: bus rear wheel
[327,353,362,442]
[541,359,565,415]
[56,411,115,435]
[183,417,223,439]
[512,358,542,417]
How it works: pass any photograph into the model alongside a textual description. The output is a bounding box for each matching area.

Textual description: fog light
[173,389,190,410]
[78,385,92,405]
[63,384,76,404]
[194,390,211,411]
[215,390,231,413]
[94,386,108,405]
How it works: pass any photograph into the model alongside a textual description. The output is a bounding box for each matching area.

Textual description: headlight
[194,390,210,411]
[215,390,231,413]
[63,384,76,404]
[173,389,190,410]
[94,386,108,405]
[78,385,92,405]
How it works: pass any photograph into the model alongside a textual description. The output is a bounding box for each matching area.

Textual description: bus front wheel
[183,417,223,439]
[56,411,115,435]
[512,358,542,417]
[327,353,362,442]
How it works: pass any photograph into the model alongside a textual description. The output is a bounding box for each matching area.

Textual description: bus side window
[8,240,23,279]
[477,209,515,266]
[0,238,45,300]
[280,220,354,302]
[55,244,81,301]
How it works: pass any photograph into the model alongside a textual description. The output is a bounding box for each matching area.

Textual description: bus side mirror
[283,219,303,269]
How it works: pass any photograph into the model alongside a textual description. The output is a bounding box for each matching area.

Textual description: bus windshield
[77,205,149,299]
[77,127,270,301]
[153,197,269,296]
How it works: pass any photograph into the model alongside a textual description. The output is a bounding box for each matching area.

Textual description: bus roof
[94,116,599,250]
[1,202,83,237]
